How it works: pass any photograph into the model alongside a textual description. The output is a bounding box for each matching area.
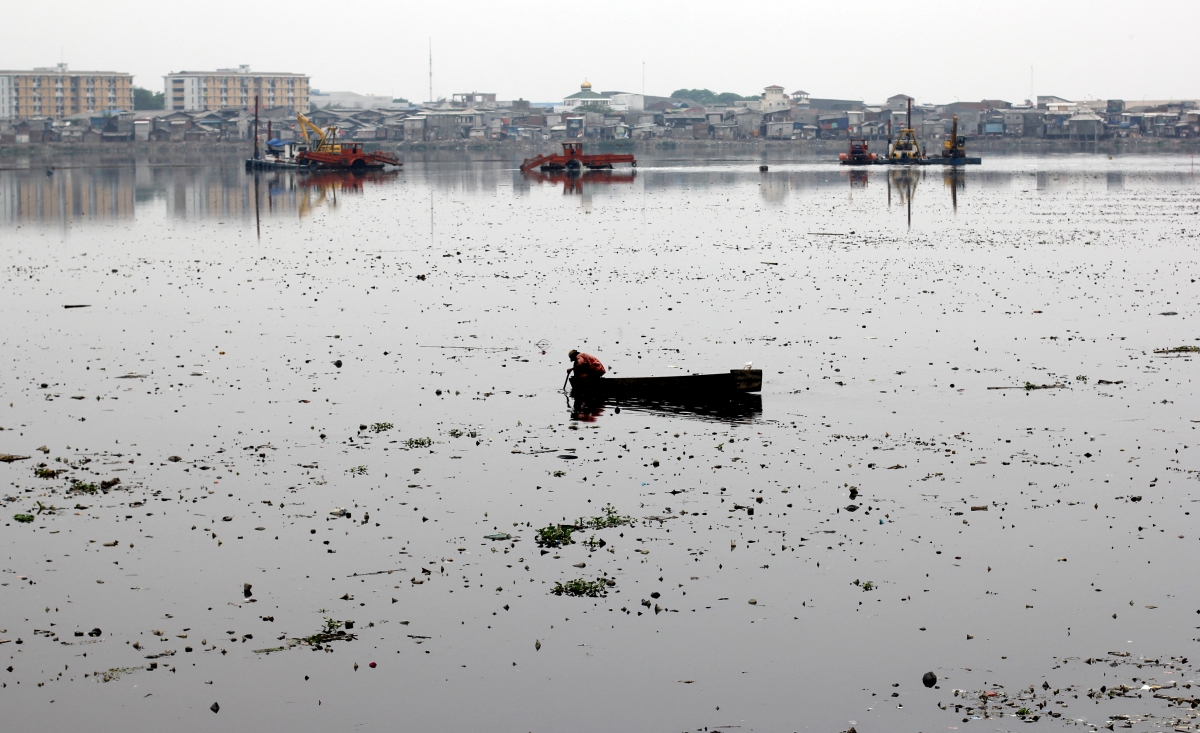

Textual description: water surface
[1,151,1198,732]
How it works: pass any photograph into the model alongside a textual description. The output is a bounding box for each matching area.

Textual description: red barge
[520,141,636,172]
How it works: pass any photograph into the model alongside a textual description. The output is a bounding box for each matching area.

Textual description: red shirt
[573,353,606,377]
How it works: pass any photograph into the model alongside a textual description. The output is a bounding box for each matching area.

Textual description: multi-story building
[163,66,309,115]
[0,64,133,120]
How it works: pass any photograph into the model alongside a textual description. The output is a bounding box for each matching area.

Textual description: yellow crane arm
[297,113,326,148]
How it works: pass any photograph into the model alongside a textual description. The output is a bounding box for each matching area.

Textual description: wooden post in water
[253,96,260,160]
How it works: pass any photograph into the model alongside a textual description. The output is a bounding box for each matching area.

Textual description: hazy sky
[4,0,1195,105]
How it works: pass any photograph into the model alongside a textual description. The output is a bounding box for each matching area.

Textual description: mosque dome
[581,80,592,90]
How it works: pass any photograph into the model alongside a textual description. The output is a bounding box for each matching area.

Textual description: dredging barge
[872,101,980,166]
[246,111,401,171]
[520,141,636,172]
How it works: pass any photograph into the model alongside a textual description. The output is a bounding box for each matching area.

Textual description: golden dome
[581,79,592,90]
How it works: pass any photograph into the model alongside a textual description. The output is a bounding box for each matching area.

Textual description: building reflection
[0,162,403,225]
[8,157,1181,230]
[0,166,133,224]
[758,173,789,205]
[166,166,261,219]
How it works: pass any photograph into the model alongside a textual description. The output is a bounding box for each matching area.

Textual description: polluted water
[0,150,1198,732]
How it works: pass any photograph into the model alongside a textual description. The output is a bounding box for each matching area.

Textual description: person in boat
[567,349,606,381]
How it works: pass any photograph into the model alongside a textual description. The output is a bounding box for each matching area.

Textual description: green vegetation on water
[536,524,575,547]
[99,666,143,683]
[579,503,635,529]
[536,505,637,548]
[68,480,99,494]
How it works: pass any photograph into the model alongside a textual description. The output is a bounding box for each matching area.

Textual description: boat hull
[296,150,402,170]
[877,157,981,166]
[245,158,305,170]
[570,369,762,397]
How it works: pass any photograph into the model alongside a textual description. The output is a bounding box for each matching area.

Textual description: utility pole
[428,38,433,104]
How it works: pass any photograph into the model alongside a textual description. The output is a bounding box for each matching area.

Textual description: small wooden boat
[570,369,762,397]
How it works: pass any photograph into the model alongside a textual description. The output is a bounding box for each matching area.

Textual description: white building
[761,85,790,115]
[0,75,12,119]
[309,89,394,110]
[608,92,644,112]
[163,65,309,114]
[556,80,643,113]
[887,94,915,112]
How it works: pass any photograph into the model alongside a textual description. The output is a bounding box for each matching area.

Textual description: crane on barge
[294,113,401,170]
[887,98,924,162]
[941,115,967,160]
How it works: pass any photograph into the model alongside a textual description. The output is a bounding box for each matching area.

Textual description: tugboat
[519,141,636,172]
[839,137,877,165]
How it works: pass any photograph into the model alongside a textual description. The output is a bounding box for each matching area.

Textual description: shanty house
[1067,111,1104,141]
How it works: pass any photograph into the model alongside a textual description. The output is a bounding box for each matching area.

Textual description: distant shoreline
[2,135,1197,162]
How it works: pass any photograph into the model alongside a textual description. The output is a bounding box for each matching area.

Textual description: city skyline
[4,0,1196,106]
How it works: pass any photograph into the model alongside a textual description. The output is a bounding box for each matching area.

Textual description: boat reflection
[568,391,763,424]
[296,169,398,218]
[521,168,637,195]
[886,167,920,227]
[248,168,401,221]
[943,167,964,214]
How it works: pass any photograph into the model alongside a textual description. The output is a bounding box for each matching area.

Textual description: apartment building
[164,66,309,114]
[0,64,133,120]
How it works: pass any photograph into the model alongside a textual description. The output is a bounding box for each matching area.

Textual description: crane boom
[297,113,324,147]
[297,114,342,154]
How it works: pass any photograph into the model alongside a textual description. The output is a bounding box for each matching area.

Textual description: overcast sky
[4,0,1195,105]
